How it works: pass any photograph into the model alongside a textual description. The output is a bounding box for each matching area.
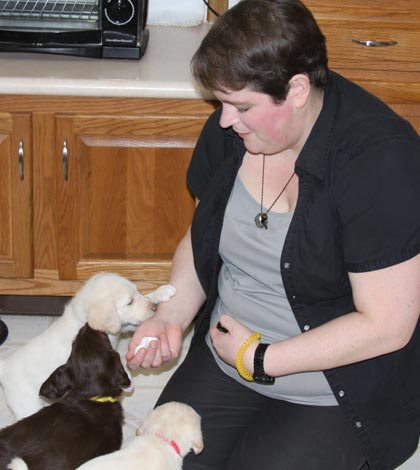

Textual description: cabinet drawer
[319,20,420,73]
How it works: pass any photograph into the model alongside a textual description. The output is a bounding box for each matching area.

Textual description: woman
[127,1,420,469]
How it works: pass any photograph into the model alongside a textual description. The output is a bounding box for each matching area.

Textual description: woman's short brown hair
[191,0,329,102]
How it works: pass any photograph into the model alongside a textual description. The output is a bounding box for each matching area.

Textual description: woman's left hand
[209,314,258,371]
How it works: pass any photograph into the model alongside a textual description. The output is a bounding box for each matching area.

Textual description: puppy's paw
[146,285,176,304]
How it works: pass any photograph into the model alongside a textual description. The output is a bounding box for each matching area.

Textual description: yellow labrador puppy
[76,402,203,470]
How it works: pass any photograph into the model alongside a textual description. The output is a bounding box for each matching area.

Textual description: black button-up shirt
[187,72,420,470]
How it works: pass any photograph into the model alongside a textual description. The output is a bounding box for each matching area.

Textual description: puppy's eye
[126,297,134,306]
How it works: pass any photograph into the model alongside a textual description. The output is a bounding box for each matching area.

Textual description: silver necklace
[254,155,295,229]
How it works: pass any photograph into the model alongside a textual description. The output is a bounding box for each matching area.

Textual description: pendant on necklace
[255,212,268,229]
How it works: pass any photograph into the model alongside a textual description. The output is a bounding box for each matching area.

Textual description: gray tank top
[206,175,337,405]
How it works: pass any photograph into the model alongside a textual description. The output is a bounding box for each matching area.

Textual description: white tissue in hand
[134,336,158,354]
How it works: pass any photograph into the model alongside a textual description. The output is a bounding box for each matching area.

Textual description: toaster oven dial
[105,0,135,26]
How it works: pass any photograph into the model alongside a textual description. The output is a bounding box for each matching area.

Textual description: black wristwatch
[253,343,275,385]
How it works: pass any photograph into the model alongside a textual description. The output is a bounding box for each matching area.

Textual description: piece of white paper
[134,336,159,355]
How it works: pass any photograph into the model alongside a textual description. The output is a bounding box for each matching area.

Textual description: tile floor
[0,314,419,469]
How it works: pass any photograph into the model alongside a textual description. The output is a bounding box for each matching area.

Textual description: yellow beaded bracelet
[235,332,261,381]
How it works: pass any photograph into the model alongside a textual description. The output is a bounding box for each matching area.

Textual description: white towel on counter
[147,0,206,27]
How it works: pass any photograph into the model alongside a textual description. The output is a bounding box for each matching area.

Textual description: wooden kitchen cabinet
[0,96,215,297]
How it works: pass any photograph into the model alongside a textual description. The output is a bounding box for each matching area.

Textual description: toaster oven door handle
[0,29,102,46]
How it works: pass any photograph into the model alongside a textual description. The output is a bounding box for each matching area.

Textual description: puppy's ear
[87,301,122,335]
[39,364,73,399]
[111,355,132,390]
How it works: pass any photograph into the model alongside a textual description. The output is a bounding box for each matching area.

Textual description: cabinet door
[0,113,33,277]
[55,114,201,284]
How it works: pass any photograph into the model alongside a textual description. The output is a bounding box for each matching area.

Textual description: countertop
[0,24,212,99]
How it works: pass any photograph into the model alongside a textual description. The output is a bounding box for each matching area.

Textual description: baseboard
[0,295,71,316]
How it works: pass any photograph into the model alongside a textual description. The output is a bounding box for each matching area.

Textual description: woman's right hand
[126,315,184,369]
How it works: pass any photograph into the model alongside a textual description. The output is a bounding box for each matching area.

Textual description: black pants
[156,339,368,470]
[0,319,8,346]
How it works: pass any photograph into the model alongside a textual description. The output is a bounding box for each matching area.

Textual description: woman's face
[213,86,304,156]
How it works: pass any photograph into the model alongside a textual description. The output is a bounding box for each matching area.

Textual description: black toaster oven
[0,0,149,59]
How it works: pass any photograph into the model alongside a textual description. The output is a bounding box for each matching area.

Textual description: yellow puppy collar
[89,396,119,403]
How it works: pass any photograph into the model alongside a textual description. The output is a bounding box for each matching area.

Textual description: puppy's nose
[145,301,157,317]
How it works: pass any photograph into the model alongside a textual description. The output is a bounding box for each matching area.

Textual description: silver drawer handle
[62,140,69,181]
[18,140,24,181]
[352,39,398,47]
